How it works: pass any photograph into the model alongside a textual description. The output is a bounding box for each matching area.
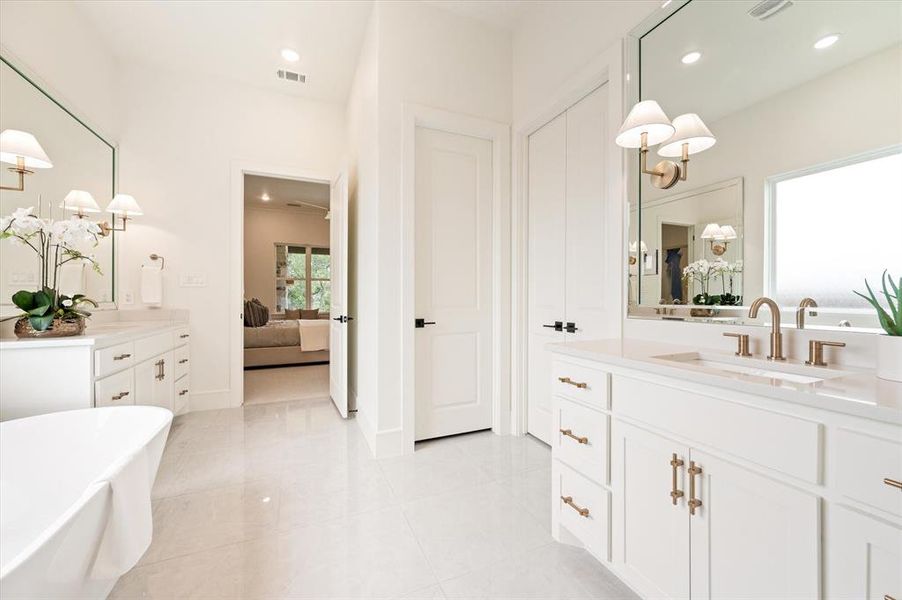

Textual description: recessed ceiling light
[281,48,300,62]
[260,193,271,202]
[681,51,702,65]
[814,34,840,50]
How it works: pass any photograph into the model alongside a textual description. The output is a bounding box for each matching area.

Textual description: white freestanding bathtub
[0,406,172,599]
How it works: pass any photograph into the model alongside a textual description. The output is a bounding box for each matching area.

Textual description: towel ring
[149,254,165,270]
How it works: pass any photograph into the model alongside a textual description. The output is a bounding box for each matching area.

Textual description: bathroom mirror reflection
[626,0,902,332]
[0,56,116,310]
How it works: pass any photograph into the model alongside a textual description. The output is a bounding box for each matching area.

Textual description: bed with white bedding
[244,318,330,367]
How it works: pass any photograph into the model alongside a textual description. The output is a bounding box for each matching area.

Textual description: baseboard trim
[355,408,404,458]
[188,388,231,412]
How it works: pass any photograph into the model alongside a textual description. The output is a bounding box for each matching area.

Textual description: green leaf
[28,314,54,331]
[27,290,52,316]
[11,290,36,311]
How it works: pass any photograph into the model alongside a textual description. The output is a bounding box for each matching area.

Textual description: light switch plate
[179,274,207,287]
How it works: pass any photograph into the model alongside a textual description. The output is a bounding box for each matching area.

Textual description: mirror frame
[0,53,118,310]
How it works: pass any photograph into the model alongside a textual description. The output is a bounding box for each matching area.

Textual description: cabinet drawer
[554,461,610,561]
[836,428,902,518]
[174,326,190,345]
[552,360,610,409]
[135,333,174,363]
[612,375,821,484]
[174,374,190,415]
[553,397,608,485]
[95,341,135,378]
[95,369,134,408]
[174,345,190,380]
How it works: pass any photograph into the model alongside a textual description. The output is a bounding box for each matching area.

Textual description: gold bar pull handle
[559,428,588,445]
[558,376,588,389]
[884,478,902,491]
[884,595,896,600]
[688,461,703,516]
[561,495,590,518]
[670,453,684,505]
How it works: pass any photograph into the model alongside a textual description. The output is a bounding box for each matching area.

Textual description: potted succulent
[1,207,102,338]
[855,271,901,382]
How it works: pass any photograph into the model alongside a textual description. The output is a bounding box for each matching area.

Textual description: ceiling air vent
[277,69,306,84]
[748,0,793,20]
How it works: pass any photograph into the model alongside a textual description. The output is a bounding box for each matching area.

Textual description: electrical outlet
[123,290,134,304]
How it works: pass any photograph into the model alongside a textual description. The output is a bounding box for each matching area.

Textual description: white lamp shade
[60,190,101,213]
[106,193,144,216]
[658,113,716,157]
[629,241,649,253]
[719,225,737,240]
[700,223,723,240]
[615,100,675,148]
[0,129,53,169]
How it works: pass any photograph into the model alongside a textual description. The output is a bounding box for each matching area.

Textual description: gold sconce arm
[638,132,685,190]
[0,157,31,192]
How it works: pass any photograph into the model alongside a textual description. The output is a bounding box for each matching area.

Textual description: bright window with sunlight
[770,151,902,308]
[275,245,331,313]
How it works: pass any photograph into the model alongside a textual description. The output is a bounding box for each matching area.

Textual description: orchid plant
[1,207,102,331]
[682,258,743,306]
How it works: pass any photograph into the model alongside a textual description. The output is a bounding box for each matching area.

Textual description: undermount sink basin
[653,351,852,385]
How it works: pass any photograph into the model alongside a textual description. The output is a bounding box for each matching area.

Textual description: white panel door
[526,113,567,444]
[414,127,493,441]
[565,84,618,341]
[826,506,901,600]
[613,421,690,600]
[688,449,820,599]
[329,171,349,418]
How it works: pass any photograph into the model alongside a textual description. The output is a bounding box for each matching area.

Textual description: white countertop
[549,338,902,425]
[0,320,188,350]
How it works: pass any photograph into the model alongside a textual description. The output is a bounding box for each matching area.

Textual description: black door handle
[565,322,578,333]
[415,318,436,328]
[333,315,355,323]
[543,321,564,332]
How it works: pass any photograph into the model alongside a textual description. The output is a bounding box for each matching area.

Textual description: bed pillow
[300,309,320,319]
[244,298,270,327]
[284,309,301,320]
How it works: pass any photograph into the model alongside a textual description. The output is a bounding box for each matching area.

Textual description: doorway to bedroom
[242,174,332,406]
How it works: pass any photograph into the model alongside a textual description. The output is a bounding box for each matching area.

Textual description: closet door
[565,84,618,341]
[527,114,567,444]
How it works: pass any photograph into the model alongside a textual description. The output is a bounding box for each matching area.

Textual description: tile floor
[244,365,330,406]
[111,396,637,599]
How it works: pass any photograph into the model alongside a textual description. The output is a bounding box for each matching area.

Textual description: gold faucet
[748,297,786,361]
[796,298,818,329]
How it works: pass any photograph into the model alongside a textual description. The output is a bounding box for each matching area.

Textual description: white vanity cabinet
[549,340,902,600]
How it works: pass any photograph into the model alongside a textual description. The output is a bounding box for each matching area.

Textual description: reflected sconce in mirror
[0,129,53,191]
[628,240,649,265]
[700,223,737,256]
[616,101,716,190]
[60,190,101,218]
[100,193,144,235]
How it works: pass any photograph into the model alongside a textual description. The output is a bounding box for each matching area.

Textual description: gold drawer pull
[112,391,130,401]
[561,495,590,518]
[179,358,189,364]
[558,376,588,389]
[670,453,684,505]
[559,428,588,444]
[113,353,132,360]
[688,461,703,516]
[884,478,902,490]
[885,595,896,600]
[179,389,189,396]
[179,333,190,339]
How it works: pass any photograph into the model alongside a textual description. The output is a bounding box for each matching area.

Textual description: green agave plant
[854,270,901,336]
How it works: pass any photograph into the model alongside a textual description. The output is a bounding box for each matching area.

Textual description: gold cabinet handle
[180,333,190,339]
[688,461,703,516]
[559,428,588,444]
[558,376,588,389]
[179,389,189,396]
[179,358,189,364]
[885,595,896,600]
[111,391,130,401]
[670,453,685,505]
[561,495,590,518]
[884,478,902,490]
[113,353,132,361]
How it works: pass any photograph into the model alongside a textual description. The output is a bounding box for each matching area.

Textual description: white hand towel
[298,319,330,351]
[141,263,163,306]
[89,448,153,580]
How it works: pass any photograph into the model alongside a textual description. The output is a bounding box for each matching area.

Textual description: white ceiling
[74,0,374,104]
[642,0,902,124]
[421,0,534,30]
[244,175,329,211]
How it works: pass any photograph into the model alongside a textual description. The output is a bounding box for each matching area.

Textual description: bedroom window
[275,244,331,313]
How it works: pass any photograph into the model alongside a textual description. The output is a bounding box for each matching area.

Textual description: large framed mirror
[0,55,116,312]
[626,0,902,333]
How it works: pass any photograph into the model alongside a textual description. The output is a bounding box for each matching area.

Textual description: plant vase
[14,315,86,339]
[876,335,902,383]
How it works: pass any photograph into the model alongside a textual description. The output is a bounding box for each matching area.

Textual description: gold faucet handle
[723,332,752,357]
[805,340,846,367]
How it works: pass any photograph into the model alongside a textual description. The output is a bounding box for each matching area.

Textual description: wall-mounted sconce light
[100,193,144,235]
[628,240,649,265]
[60,190,101,218]
[616,101,716,190]
[700,223,737,256]
[0,129,53,192]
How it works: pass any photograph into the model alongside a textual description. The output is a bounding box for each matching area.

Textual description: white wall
[243,206,330,308]
[115,63,346,409]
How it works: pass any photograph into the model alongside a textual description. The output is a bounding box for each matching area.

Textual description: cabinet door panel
[826,506,901,600]
[612,421,690,599]
[689,449,820,599]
